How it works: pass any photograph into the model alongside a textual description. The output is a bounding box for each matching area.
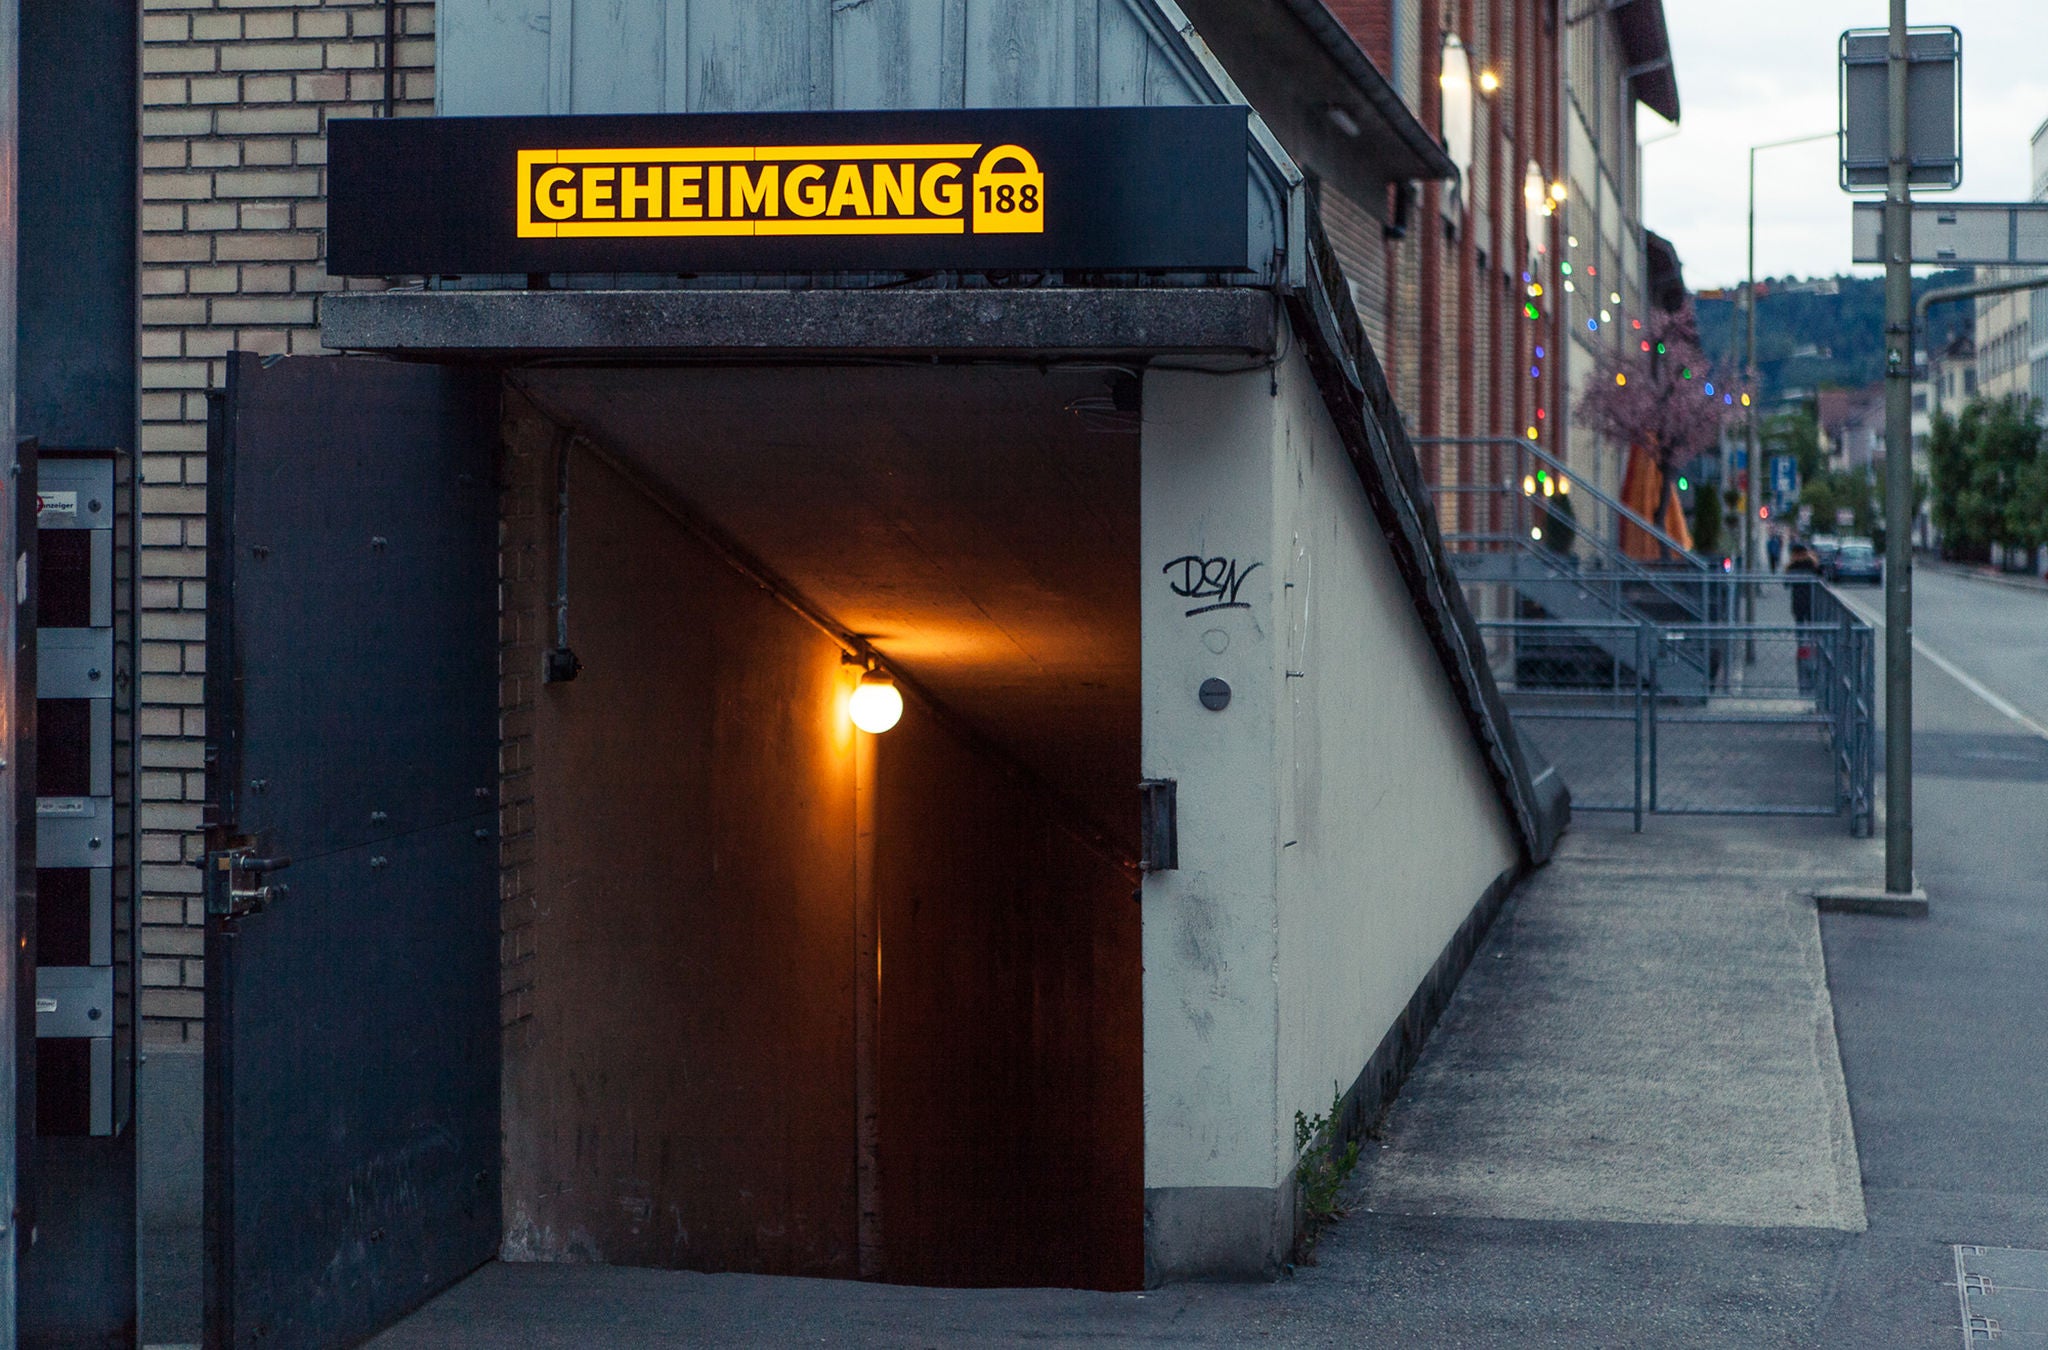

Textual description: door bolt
[369,855,389,869]
[251,779,268,793]
[370,810,388,825]
[371,536,388,550]
[252,544,270,560]
[474,828,490,841]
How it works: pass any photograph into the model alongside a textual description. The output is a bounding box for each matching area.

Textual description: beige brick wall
[138,0,435,1047]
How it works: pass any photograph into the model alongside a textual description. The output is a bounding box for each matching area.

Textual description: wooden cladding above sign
[329,108,1250,276]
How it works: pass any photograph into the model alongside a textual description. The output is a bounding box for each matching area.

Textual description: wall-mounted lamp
[848,665,904,735]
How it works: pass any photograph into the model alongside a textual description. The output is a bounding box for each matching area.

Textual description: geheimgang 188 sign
[328,108,1250,276]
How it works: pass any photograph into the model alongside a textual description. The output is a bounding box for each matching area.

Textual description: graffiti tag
[1163,555,1263,617]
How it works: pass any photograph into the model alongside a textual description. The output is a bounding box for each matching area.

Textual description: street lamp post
[1746,131,1839,630]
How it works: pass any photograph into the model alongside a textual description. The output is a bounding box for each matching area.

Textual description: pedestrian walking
[1785,542,1818,622]
[1767,532,1783,573]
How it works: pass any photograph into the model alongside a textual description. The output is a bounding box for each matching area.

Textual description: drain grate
[1956,1246,2048,1344]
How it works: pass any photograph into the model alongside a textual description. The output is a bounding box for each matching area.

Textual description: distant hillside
[1694,270,1973,402]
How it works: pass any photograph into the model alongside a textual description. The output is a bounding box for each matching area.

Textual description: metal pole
[1745,149,1760,659]
[1744,131,1833,652]
[1882,0,1914,894]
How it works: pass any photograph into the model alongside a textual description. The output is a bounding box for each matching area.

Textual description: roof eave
[1273,0,1458,181]
[1615,0,1681,123]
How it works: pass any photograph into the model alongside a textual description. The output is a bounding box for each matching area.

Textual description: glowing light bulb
[1741,393,1752,407]
[1531,527,1544,541]
[849,670,904,734]
[1558,476,1571,496]
[1549,181,1567,202]
[1616,373,1628,387]
[1479,69,1501,94]
[1600,309,1611,323]
[1526,425,1540,440]
[1523,475,1538,495]
[1542,478,1555,498]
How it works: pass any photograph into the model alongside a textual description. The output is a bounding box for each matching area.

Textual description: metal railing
[1416,435,1733,629]
[1479,576,1875,834]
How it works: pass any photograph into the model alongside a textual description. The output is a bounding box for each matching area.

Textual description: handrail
[1418,434,1709,572]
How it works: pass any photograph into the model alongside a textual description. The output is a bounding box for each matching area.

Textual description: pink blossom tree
[1575,303,1735,509]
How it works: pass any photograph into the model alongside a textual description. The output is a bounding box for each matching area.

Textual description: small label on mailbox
[36,490,78,525]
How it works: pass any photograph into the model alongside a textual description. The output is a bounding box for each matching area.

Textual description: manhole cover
[1956,1245,2048,1344]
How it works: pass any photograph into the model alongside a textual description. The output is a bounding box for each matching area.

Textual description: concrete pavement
[365,809,1886,1350]
[1361,821,1867,1234]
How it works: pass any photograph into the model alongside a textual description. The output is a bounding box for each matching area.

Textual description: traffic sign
[1839,27,1961,192]
[1772,455,1798,499]
[1852,202,2048,265]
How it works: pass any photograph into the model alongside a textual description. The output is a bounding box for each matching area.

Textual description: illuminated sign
[329,108,1247,276]
[515,144,1045,240]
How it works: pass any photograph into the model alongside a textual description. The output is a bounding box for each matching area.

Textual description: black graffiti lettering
[1163,555,1263,617]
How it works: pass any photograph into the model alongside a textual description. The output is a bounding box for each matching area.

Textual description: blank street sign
[1852,202,2048,265]
[1839,27,1962,192]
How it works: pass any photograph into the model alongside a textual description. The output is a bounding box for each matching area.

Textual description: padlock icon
[973,145,1045,235]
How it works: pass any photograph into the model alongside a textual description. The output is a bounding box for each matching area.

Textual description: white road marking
[1832,587,2048,743]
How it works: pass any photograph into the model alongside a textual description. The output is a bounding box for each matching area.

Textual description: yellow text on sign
[515,144,1047,239]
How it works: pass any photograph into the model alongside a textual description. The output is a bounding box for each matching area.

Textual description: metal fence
[1480,576,1876,834]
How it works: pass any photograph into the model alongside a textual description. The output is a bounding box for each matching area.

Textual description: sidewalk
[366,813,1888,1349]
[1920,554,2048,596]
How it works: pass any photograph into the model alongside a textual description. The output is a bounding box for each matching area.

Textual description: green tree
[1800,466,1880,539]
[1690,483,1722,557]
[1930,397,2044,560]
[1761,404,1823,485]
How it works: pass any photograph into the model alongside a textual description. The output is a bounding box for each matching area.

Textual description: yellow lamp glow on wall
[849,669,904,735]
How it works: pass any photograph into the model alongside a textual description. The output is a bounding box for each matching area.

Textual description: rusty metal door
[204,355,500,1349]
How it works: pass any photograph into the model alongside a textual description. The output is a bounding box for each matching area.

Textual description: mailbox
[34,452,130,1138]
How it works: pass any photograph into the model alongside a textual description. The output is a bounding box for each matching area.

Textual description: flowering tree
[1574,304,1736,559]
[1575,304,1734,494]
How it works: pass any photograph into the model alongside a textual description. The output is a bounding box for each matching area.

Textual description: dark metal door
[205,355,501,1350]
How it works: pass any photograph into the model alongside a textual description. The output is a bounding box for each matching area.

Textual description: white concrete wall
[1140,337,1520,1270]
[1265,349,1521,1146]
[1141,365,1284,1199]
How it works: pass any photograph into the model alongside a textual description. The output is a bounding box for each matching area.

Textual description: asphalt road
[1820,565,2048,1347]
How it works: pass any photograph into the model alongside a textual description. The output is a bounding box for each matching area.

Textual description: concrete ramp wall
[1139,342,1521,1282]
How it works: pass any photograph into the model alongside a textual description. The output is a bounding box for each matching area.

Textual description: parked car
[1810,534,1842,574]
[1829,538,1883,585]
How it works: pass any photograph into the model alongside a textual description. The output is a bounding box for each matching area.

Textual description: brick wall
[137,0,435,1047]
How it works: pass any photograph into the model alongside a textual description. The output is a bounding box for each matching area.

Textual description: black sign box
[328,107,1250,277]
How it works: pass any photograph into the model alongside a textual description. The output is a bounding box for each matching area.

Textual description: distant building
[1972,114,2048,415]
[1819,382,1886,471]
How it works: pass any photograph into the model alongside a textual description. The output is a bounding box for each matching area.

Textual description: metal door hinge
[208,850,292,920]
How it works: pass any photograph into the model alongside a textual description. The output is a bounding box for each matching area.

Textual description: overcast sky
[1641,1,2048,288]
